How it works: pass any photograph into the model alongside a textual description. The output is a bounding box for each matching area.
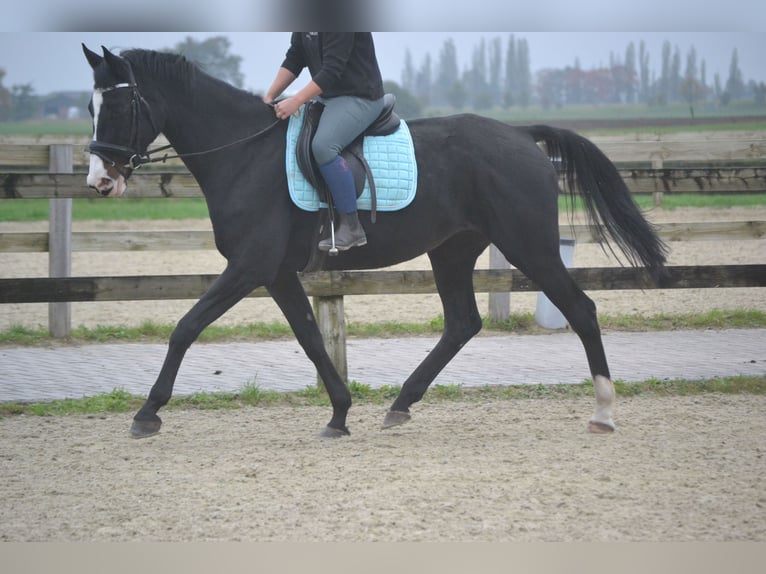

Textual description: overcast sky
[2,31,765,96]
[1,1,765,95]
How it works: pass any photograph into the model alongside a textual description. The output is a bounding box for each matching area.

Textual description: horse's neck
[155,80,275,183]
[148,78,279,200]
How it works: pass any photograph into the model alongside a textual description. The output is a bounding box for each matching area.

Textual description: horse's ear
[82,44,103,69]
[101,46,132,83]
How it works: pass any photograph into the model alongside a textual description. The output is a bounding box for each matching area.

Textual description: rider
[264,32,386,251]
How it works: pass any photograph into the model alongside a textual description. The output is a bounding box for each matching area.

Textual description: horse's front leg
[267,270,352,437]
[131,263,262,438]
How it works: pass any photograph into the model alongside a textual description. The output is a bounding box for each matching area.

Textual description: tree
[537,68,565,109]
[401,49,416,93]
[659,40,671,104]
[700,60,708,101]
[414,53,432,107]
[684,46,698,85]
[10,84,38,121]
[446,79,467,110]
[383,80,422,119]
[681,46,702,116]
[580,68,613,104]
[670,45,682,101]
[515,38,532,107]
[488,37,503,107]
[0,68,12,121]
[714,73,724,104]
[468,38,492,109]
[754,81,766,106]
[624,42,637,104]
[503,34,518,107]
[639,40,650,103]
[565,59,584,105]
[725,48,745,101]
[434,38,459,108]
[168,36,244,88]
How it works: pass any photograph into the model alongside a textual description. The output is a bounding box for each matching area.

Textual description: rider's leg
[313,95,384,251]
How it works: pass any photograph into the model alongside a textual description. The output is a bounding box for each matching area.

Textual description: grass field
[0,118,92,137]
[0,197,212,222]
[3,194,766,223]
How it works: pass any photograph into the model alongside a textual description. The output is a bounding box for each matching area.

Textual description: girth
[296,93,400,223]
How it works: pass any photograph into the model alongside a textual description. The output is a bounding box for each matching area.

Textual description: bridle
[89,62,282,180]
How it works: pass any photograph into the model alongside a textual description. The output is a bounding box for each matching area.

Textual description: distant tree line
[2,35,765,123]
[400,36,533,113]
[0,36,242,123]
[392,35,766,116]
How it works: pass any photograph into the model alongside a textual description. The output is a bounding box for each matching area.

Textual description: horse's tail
[524,124,669,284]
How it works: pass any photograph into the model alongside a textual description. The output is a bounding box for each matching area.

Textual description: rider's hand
[273,97,301,120]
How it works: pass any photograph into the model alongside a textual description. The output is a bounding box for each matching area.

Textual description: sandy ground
[1,206,765,330]
[1,208,765,542]
[1,394,764,542]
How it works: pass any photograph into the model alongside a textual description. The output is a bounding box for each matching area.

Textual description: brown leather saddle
[296,93,400,224]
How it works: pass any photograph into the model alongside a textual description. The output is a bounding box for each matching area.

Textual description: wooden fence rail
[4,166,766,200]
[3,265,765,383]
[2,137,766,380]
[2,130,765,168]
[2,266,766,305]
[3,129,766,200]
[2,220,766,253]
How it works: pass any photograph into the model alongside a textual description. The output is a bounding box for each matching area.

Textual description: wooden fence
[2,133,766,380]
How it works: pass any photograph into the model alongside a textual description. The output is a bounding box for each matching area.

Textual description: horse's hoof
[588,420,615,434]
[130,417,162,439]
[382,410,411,429]
[320,425,350,438]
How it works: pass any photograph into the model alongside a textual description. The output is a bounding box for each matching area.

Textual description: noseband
[88,58,162,179]
[89,61,281,180]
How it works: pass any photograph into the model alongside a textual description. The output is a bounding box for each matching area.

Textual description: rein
[124,117,282,168]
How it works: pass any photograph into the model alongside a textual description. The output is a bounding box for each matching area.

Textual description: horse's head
[83,44,161,197]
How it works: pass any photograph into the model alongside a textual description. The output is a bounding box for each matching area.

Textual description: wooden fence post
[488,244,510,322]
[652,157,664,206]
[313,295,348,387]
[48,144,73,338]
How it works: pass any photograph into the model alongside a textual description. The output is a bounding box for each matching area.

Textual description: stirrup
[317,217,340,255]
[328,218,339,256]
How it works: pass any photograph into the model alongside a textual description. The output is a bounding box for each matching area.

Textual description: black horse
[83,45,667,439]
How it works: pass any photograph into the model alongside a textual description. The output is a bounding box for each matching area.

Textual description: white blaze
[86,89,126,197]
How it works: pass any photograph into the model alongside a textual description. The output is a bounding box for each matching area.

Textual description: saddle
[296,93,401,223]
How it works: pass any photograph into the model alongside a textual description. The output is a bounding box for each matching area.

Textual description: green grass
[2,193,764,223]
[0,119,92,136]
[597,310,766,331]
[0,198,211,222]
[1,375,763,418]
[633,193,766,210]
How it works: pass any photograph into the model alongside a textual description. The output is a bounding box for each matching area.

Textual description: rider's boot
[317,156,367,252]
[319,211,367,251]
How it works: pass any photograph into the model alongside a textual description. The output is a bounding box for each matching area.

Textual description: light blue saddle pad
[286,106,418,212]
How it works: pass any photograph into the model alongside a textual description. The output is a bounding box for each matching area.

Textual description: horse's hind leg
[267,270,352,437]
[383,233,487,428]
[131,262,262,438]
[513,254,615,433]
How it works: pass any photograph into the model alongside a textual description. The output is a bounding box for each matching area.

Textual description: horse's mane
[120,49,259,104]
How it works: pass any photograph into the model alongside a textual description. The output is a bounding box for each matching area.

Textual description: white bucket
[535,238,576,329]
